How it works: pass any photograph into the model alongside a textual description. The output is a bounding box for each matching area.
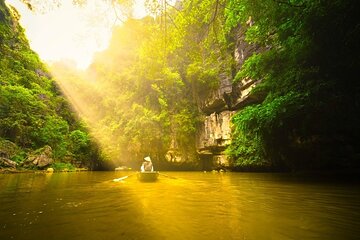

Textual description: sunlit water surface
[1,171,359,239]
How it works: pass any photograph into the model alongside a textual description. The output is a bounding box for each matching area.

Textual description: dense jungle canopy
[1,0,359,171]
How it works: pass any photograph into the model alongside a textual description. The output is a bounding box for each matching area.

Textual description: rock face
[0,139,19,159]
[0,157,17,168]
[164,138,200,170]
[0,139,19,169]
[196,24,264,170]
[23,145,54,169]
[196,111,234,170]
[200,73,233,114]
[197,111,234,151]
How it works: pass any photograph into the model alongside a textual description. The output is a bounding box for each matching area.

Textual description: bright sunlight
[5,0,147,69]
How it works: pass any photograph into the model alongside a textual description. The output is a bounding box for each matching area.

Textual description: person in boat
[141,156,154,172]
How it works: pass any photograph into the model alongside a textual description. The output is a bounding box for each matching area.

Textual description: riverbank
[0,167,89,174]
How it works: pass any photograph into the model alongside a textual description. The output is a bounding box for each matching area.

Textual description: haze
[5,0,147,69]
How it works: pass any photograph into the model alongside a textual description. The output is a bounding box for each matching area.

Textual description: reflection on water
[0,172,359,240]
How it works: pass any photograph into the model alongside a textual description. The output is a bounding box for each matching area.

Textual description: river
[0,171,359,240]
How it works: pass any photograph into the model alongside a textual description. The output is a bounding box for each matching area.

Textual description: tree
[226,0,360,170]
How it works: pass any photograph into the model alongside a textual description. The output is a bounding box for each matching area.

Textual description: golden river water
[0,171,359,239]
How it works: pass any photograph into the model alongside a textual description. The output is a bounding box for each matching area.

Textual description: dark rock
[0,157,17,168]
[23,145,54,169]
[0,139,19,159]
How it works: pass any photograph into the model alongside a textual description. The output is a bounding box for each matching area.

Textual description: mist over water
[1,172,359,240]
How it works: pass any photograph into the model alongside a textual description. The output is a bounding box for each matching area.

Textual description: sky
[5,0,148,69]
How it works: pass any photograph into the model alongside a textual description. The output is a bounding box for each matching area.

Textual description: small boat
[137,171,159,182]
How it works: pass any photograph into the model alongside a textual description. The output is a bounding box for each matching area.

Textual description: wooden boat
[137,171,159,182]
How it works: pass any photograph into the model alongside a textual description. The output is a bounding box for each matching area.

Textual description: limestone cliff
[196,24,264,170]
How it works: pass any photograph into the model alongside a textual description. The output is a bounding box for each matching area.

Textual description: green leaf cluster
[0,1,101,168]
[225,0,360,170]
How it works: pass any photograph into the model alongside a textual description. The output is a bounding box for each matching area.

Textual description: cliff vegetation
[0,0,102,171]
[2,0,359,172]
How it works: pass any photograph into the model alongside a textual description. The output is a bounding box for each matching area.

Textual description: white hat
[144,156,151,161]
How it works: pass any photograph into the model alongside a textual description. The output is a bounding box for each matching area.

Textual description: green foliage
[0,2,102,169]
[37,116,69,146]
[225,0,360,170]
[233,53,263,82]
[186,61,219,90]
[0,137,22,161]
[225,134,266,168]
[45,0,233,166]
[69,130,89,151]
[3,0,356,171]
[0,85,46,147]
[10,151,26,163]
[229,92,308,167]
[50,162,75,171]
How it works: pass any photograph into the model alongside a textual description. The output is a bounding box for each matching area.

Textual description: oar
[158,172,177,179]
[113,173,136,182]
